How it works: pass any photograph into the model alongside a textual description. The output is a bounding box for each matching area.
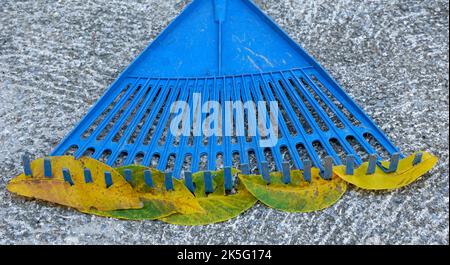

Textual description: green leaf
[92,165,204,220]
[239,168,347,213]
[161,169,257,226]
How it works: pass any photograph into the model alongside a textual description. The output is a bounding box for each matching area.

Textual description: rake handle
[214,0,227,22]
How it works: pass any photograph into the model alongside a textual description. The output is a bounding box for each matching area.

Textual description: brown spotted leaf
[7,156,143,212]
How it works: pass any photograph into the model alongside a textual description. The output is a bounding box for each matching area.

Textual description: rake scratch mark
[247,56,263,72]
[244,47,274,67]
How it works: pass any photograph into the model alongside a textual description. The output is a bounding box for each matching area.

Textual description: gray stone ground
[0,0,448,245]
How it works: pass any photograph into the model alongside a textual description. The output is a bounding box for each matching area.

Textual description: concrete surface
[0,0,448,245]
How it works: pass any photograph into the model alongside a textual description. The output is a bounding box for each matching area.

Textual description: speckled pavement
[0,0,448,245]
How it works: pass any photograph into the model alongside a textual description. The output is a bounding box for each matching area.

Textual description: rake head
[19,0,435,192]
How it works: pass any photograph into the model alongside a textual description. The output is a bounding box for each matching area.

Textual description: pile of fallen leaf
[7,153,437,225]
[7,156,258,225]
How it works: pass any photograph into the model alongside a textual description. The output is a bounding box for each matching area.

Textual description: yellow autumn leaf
[91,165,205,220]
[161,169,258,226]
[333,152,438,190]
[7,156,143,212]
[239,168,347,213]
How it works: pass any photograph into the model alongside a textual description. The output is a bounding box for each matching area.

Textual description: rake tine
[303,160,312,182]
[261,162,270,184]
[104,171,113,188]
[240,164,250,175]
[184,171,195,193]
[413,152,423,166]
[345,155,355,175]
[165,172,174,191]
[321,156,333,180]
[366,154,377,175]
[22,154,32,177]
[84,168,93,183]
[123,169,132,183]
[204,171,214,194]
[388,153,400,173]
[62,168,74,186]
[224,167,233,191]
[282,162,291,184]
[44,158,52,178]
[144,170,154,188]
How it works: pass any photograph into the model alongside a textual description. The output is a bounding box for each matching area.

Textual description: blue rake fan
[26,0,432,189]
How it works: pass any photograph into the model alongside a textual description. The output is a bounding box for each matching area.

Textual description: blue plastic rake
[46,0,418,184]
